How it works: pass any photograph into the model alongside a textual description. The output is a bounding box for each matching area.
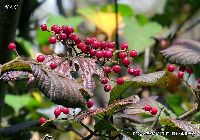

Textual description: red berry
[123,57,131,66]
[39,117,46,125]
[108,42,115,48]
[37,54,45,62]
[103,66,112,73]
[59,33,67,40]
[119,52,127,59]
[50,62,57,69]
[197,84,200,89]
[150,107,158,115]
[96,50,103,58]
[54,107,61,118]
[40,24,47,31]
[51,25,58,31]
[113,65,121,73]
[89,49,96,56]
[101,77,109,84]
[198,79,200,84]
[87,100,94,108]
[61,25,68,32]
[61,107,69,114]
[53,26,61,34]
[102,50,107,57]
[107,48,114,53]
[128,67,134,75]
[120,42,128,50]
[105,50,113,58]
[85,37,92,45]
[177,71,184,78]
[92,41,100,49]
[133,68,141,76]
[8,42,16,50]
[144,105,152,111]
[186,67,193,74]
[77,43,85,49]
[100,41,108,49]
[167,64,175,72]
[129,50,137,58]
[49,36,57,44]
[69,33,77,41]
[74,36,81,45]
[179,66,186,72]
[104,85,112,92]
[116,77,124,85]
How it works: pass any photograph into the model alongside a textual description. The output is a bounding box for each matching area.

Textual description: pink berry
[66,26,74,34]
[92,41,100,49]
[85,37,92,45]
[186,67,193,74]
[123,57,131,66]
[50,62,57,69]
[74,36,81,45]
[108,42,115,48]
[167,64,175,72]
[61,107,69,114]
[144,105,152,111]
[129,50,137,58]
[128,67,134,75]
[103,66,112,73]
[101,77,109,84]
[197,84,200,89]
[119,52,127,59]
[53,26,61,34]
[40,24,47,31]
[49,36,57,44]
[69,33,77,41]
[37,54,45,62]
[133,68,141,76]
[59,33,67,40]
[100,41,108,49]
[54,107,61,118]
[77,43,85,50]
[96,50,103,58]
[177,71,184,78]
[104,85,112,92]
[120,43,128,50]
[113,65,121,73]
[102,50,107,57]
[39,117,46,125]
[198,79,200,84]
[61,25,68,32]
[179,66,186,72]
[51,25,58,31]
[116,77,124,85]
[8,42,16,50]
[87,100,94,108]
[81,46,88,53]
[89,49,96,56]
[150,107,158,115]
[105,50,113,58]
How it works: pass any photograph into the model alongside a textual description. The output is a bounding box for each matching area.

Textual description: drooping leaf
[77,7,122,39]
[109,71,167,104]
[124,17,162,53]
[30,64,91,108]
[77,96,140,121]
[161,39,200,65]
[0,120,38,136]
[160,118,200,136]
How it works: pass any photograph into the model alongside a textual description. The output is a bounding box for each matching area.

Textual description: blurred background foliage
[1,0,200,139]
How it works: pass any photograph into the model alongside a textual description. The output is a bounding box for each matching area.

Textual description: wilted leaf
[124,17,162,53]
[77,7,122,39]
[0,120,38,136]
[77,96,139,121]
[160,118,200,136]
[30,64,91,108]
[161,39,200,65]
[109,71,167,104]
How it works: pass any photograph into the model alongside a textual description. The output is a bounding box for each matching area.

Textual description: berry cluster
[54,106,69,118]
[143,105,158,115]
[166,64,200,89]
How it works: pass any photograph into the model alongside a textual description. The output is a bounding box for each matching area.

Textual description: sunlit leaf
[161,39,200,65]
[77,7,122,39]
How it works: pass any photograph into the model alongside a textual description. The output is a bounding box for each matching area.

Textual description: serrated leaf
[124,17,162,53]
[161,39,200,65]
[77,96,139,121]
[94,120,116,132]
[0,120,38,136]
[30,64,91,108]
[109,71,167,104]
[160,118,200,136]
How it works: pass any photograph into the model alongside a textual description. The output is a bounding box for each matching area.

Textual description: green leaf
[5,94,34,113]
[94,120,116,132]
[124,17,162,53]
[109,71,167,104]
[36,28,51,46]
[101,3,133,17]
